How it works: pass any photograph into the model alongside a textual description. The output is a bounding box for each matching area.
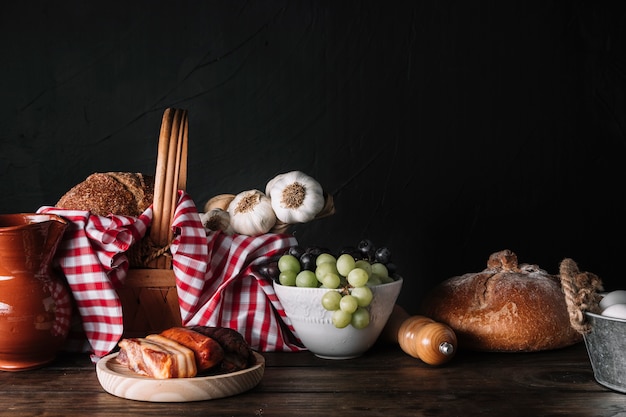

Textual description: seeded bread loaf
[56,172,154,217]
[420,249,582,352]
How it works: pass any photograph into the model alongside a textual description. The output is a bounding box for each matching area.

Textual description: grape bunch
[262,239,398,329]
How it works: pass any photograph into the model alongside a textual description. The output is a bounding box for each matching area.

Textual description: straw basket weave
[116,108,336,338]
[116,108,188,338]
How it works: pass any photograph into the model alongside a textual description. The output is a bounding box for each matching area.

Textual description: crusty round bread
[420,249,582,352]
[56,172,154,217]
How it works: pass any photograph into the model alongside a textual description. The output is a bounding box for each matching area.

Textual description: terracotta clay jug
[0,213,72,371]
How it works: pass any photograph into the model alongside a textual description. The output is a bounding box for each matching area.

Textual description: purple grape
[259,261,280,280]
[340,246,361,260]
[288,245,306,259]
[267,264,280,280]
[306,246,331,257]
[299,252,316,271]
[374,247,392,264]
[357,239,376,261]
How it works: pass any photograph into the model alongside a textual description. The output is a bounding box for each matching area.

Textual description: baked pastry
[420,249,582,352]
[56,172,154,217]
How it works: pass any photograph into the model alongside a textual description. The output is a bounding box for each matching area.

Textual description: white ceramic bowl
[273,278,403,359]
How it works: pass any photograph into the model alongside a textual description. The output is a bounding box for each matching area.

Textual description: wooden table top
[2,341,625,417]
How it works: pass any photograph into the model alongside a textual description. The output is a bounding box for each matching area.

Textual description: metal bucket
[583,311,626,393]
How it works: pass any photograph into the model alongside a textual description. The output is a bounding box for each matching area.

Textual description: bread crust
[56,172,154,217]
[420,249,582,352]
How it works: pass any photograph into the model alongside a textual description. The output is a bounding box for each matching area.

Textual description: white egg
[601,303,626,320]
[599,290,626,311]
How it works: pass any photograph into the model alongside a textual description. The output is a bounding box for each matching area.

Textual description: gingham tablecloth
[38,191,304,360]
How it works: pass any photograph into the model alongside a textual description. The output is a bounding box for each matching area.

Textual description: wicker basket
[116,108,336,338]
[116,108,187,338]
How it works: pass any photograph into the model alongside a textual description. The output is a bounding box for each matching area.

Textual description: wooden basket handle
[150,108,188,249]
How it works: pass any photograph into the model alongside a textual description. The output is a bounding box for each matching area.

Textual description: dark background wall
[1,1,624,314]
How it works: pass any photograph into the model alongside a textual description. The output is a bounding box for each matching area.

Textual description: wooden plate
[96,351,265,402]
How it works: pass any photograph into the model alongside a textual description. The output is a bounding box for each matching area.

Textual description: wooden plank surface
[1,342,625,417]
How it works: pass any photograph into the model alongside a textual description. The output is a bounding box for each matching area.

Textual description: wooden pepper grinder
[382,305,458,366]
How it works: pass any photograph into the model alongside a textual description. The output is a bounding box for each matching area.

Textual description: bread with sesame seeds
[56,172,154,217]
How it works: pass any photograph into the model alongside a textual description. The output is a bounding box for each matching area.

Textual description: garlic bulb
[227,189,277,236]
[265,170,325,224]
[204,194,235,212]
[200,208,234,235]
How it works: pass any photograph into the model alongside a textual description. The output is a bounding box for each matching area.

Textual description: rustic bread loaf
[420,249,582,352]
[56,172,154,217]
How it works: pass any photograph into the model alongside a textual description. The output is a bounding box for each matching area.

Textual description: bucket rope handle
[559,258,604,334]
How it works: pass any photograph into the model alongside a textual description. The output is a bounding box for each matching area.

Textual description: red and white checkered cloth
[38,191,304,360]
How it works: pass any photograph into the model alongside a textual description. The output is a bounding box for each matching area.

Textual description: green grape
[339,294,358,314]
[350,285,373,307]
[347,267,369,288]
[354,259,372,275]
[336,253,356,277]
[379,275,395,284]
[367,274,382,286]
[351,307,370,329]
[278,254,301,273]
[370,262,389,278]
[321,273,341,289]
[315,261,339,282]
[321,290,342,311]
[332,309,352,328]
[295,270,318,288]
[316,253,336,266]
[279,270,297,286]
